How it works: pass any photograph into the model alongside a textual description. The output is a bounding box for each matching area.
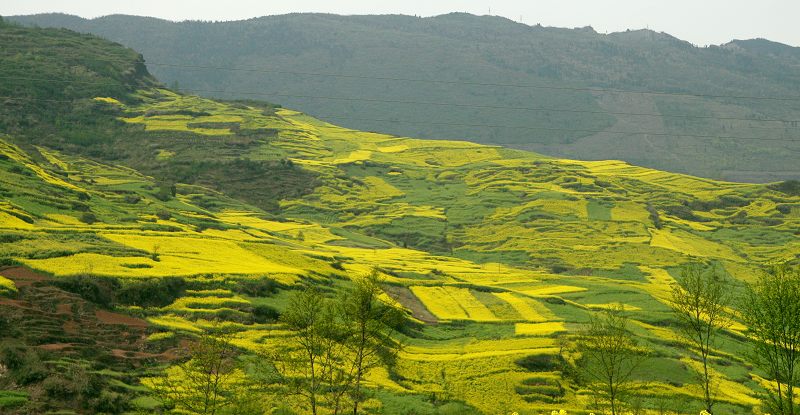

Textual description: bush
[155,181,176,201]
[79,212,98,224]
[91,390,129,413]
[0,342,26,371]
[53,275,120,308]
[235,278,282,297]
[515,354,565,372]
[77,371,105,400]
[0,343,48,385]
[123,194,141,204]
[646,204,662,229]
[252,305,280,323]
[155,210,172,220]
[117,277,186,307]
[42,375,77,400]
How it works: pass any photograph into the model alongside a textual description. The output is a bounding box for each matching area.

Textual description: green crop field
[0,19,799,415]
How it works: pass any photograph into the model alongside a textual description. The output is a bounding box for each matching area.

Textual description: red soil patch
[62,320,79,335]
[0,266,48,287]
[39,343,74,351]
[0,265,178,366]
[95,310,148,328]
[56,303,72,315]
[0,298,28,308]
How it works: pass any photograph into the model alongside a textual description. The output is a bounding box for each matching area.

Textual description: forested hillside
[1,19,799,415]
[8,12,800,182]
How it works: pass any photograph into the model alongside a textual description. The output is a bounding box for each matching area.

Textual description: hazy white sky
[3,0,799,47]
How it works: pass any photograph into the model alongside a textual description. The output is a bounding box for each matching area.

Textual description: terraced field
[1,24,799,412]
[1,84,798,413]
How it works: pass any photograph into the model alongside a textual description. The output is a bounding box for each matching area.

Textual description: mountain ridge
[13,12,800,49]
[8,12,800,183]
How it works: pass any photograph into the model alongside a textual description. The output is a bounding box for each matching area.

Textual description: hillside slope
[1,20,799,414]
[8,12,800,182]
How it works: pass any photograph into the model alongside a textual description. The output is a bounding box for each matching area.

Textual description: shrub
[0,343,48,385]
[155,210,172,220]
[42,375,77,400]
[646,204,662,229]
[0,342,26,371]
[71,201,90,212]
[79,212,98,224]
[117,277,186,307]
[91,390,129,413]
[53,275,120,308]
[252,305,280,323]
[235,278,282,297]
[515,354,565,372]
[154,181,176,201]
[123,194,141,204]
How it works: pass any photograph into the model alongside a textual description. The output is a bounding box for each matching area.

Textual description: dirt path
[383,284,438,324]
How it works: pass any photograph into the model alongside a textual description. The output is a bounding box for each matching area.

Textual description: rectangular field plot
[402,337,558,361]
[23,234,303,279]
[410,286,498,321]
[519,285,587,296]
[492,292,549,322]
[514,322,567,336]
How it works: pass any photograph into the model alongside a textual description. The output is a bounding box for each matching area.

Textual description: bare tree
[338,272,404,414]
[274,287,356,415]
[670,263,731,413]
[317,304,354,415]
[149,328,240,415]
[275,287,328,415]
[741,264,800,415]
[578,305,648,415]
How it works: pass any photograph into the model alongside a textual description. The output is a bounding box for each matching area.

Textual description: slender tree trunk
[352,321,367,415]
[310,353,318,415]
[776,374,784,415]
[608,376,617,415]
[702,349,712,412]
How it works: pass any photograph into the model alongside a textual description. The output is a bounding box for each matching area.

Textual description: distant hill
[8,12,800,182]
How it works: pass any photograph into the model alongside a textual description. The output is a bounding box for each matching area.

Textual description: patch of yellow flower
[514,322,567,336]
[493,292,548,321]
[410,286,498,321]
[0,275,17,293]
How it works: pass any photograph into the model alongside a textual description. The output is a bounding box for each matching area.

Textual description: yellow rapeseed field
[514,322,567,336]
[493,292,548,322]
[410,286,498,321]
